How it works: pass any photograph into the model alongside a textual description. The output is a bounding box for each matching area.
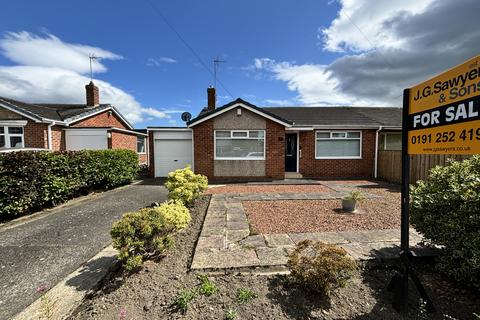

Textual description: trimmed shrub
[165,166,208,205]
[410,155,480,288]
[0,149,139,219]
[287,240,357,295]
[110,200,191,270]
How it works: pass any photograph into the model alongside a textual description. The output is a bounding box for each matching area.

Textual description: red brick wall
[192,118,286,181]
[110,131,136,150]
[265,120,286,179]
[299,130,376,178]
[71,110,129,129]
[148,131,155,176]
[193,120,215,178]
[24,121,48,148]
[51,125,64,151]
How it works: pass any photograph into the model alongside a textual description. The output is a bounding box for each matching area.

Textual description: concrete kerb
[13,245,118,320]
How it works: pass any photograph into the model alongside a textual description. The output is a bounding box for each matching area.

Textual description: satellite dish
[181,112,192,122]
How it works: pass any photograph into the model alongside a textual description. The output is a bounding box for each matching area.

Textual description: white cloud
[0,31,122,73]
[147,56,177,66]
[168,119,178,126]
[263,99,294,106]
[0,31,168,124]
[321,0,434,52]
[253,0,480,106]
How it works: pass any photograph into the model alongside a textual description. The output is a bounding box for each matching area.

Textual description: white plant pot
[342,199,358,213]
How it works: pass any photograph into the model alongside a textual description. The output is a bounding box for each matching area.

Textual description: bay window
[215,130,265,160]
[0,126,24,149]
[315,131,361,159]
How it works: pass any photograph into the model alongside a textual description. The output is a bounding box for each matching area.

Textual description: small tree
[410,155,480,288]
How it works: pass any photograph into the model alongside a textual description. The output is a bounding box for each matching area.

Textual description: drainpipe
[47,121,55,150]
[374,126,383,178]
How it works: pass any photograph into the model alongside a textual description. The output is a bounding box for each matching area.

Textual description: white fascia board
[111,127,148,136]
[147,127,192,131]
[65,106,134,130]
[286,127,314,131]
[188,103,292,128]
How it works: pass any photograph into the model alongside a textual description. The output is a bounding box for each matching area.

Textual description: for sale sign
[407,55,480,154]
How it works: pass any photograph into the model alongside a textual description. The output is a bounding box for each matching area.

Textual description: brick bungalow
[148,88,402,180]
[0,82,148,164]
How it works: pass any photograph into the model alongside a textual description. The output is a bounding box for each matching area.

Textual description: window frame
[0,125,25,149]
[214,129,266,160]
[380,132,402,151]
[136,136,146,154]
[314,130,362,159]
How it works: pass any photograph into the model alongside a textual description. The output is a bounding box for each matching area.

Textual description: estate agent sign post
[390,55,480,312]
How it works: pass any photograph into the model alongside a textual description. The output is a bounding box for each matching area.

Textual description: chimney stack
[85,81,99,106]
[207,86,216,111]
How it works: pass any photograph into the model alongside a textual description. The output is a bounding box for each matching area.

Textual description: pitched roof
[187,98,293,127]
[0,97,133,129]
[264,106,402,127]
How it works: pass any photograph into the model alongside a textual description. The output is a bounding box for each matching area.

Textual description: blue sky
[0,0,479,128]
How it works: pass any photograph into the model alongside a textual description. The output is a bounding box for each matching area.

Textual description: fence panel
[377,151,470,184]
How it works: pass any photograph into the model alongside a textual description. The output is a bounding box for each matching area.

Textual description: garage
[65,128,108,151]
[151,129,193,177]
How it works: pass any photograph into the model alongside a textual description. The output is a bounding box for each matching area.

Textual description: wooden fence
[377,150,471,184]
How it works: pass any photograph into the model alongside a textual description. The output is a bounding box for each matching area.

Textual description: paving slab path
[0,179,167,320]
[192,189,436,272]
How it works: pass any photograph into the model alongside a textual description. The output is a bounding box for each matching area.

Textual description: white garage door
[154,130,193,177]
[65,129,108,151]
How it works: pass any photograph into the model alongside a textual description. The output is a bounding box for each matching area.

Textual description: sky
[0,0,479,128]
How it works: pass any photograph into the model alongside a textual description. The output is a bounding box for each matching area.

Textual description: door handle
[174,159,178,162]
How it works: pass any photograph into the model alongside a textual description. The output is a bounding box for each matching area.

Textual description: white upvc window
[379,132,402,151]
[137,136,146,154]
[214,130,265,160]
[315,131,362,159]
[0,126,25,149]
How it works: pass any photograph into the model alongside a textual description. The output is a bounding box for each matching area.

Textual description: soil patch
[70,195,479,320]
[205,184,333,194]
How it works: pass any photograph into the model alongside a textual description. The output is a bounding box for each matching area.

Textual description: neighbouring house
[147,87,402,180]
[0,81,148,164]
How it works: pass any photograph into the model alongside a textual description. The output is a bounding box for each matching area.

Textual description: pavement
[0,179,167,320]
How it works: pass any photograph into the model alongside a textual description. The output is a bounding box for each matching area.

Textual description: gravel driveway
[0,179,167,320]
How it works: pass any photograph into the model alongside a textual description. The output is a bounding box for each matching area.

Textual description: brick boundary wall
[298,129,376,178]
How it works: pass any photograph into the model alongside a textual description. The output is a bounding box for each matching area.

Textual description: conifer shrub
[165,166,208,205]
[111,200,191,270]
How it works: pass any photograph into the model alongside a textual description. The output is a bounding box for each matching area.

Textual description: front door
[285,133,297,172]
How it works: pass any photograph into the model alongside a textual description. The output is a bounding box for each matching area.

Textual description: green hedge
[410,155,480,288]
[0,149,139,219]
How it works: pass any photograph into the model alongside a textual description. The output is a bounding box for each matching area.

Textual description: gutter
[374,126,383,179]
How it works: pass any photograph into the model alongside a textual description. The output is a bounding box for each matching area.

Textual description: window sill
[315,156,362,160]
[214,157,266,161]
